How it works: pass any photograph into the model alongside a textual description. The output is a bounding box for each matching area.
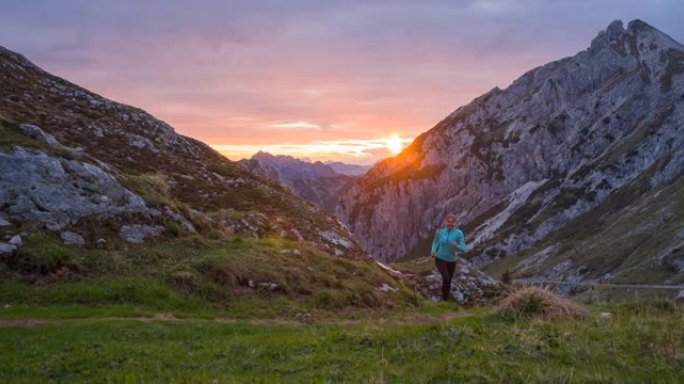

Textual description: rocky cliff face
[338,20,684,284]
[239,152,356,212]
[0,45,366,260]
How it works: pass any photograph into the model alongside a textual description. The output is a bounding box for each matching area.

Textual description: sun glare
[387,134,403,155]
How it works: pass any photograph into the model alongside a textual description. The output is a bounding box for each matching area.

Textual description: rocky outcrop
[0,147,157,231]
[0,242,16,255]
[393,258,502,305]
[119,225,164,244]
[338,20,684,284]
[60,231,85,247]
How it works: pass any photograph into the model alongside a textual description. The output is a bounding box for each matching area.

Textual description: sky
[1,0,683,164]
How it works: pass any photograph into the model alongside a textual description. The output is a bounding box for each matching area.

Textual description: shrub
[498,287,588,320]
[500,270,512,285]
[9,235,73,274]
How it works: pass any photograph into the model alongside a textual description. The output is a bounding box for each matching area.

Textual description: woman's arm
[430,229,440,257]
[451,230,466,253]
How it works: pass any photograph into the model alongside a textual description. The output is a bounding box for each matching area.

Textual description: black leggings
[435,258,456,300]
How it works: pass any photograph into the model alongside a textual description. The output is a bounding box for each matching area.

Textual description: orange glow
[210,136,414,163]
[386,134,403,155]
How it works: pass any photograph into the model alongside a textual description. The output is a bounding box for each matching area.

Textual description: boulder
[61,231,86,247]
[8,235,22,246]
[18,124,61,147]
[676,290,684,303]
[119,225,164,244]
[0,147,157,231]
[0,242,16,255]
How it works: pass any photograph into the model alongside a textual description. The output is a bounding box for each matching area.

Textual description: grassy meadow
[0,301,682,383]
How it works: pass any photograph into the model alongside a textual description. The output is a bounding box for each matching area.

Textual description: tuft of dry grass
[498,286,588,320]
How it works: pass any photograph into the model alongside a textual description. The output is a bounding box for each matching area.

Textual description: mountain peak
[626,18,656,34]
[606,19,625,37]
[589,18,683,55]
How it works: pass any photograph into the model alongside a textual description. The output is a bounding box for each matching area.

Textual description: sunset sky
[2,1,683,164]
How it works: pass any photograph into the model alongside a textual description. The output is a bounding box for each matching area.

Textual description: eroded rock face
[0,147,157,231]
[338,19,684,271]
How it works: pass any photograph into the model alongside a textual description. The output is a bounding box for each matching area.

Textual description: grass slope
[0,303,681,382]
[486,170,684,285]
[0,231,418,318]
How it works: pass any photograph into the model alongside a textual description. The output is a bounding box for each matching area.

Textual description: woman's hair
[443,213,457,227]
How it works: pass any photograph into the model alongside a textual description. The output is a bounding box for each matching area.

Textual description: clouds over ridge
[1,0,683,162]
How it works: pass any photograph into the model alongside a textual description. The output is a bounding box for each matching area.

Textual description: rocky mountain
[338,20,684,285]
[0,44,424,309]
[324,161,372,176]
[239,152,356,212]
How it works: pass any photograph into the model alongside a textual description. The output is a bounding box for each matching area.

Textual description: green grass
[485,167,684,286]
[0,234,419,319]
[0,303,681,382]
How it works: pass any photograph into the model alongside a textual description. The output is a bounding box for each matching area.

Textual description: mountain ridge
[239,152,358,212]
[338,19,684,285]
[0,43,428,310]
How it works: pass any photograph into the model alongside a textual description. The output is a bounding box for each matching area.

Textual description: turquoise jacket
[431,227,466,262]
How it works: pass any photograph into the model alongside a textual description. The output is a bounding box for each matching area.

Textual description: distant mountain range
[338,19,684,285]
[239,152,366,212]
[324,161,372,176]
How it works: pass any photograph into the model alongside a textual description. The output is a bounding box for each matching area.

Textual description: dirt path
[0,310,473,328]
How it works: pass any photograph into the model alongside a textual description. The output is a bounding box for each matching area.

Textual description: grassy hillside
[0,45,430,313]
[0,303,681,382]
[485,169,684,285]
[0,227,419,317]
[0,45,367,258]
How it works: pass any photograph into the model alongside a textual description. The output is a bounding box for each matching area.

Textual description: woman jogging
[430,213,466,301]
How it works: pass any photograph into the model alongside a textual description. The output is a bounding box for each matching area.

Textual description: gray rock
[119,225,164,244]
[598,312,612,319]
[378,283,397,292]
[0,218,10,227]
[676,290,684,302]
[8,235,22,246]
[0,147,157,231]
[18,124,61,147]
[422,260,501,305]
[127,134,159,153]
[61,231,85,247]
[164,208,196,233]
[0,242,16,255]
[452,289,465,303]
[258,282,279,291]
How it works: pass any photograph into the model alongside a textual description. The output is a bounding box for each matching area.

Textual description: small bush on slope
[498,287,588,320]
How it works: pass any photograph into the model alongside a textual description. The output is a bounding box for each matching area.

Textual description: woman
[430,213,466,301]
